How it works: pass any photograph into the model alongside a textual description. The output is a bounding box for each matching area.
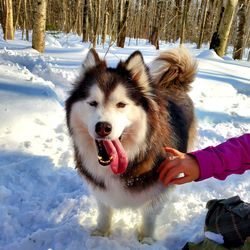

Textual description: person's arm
[190,133,250,181]
[158,134,250,186]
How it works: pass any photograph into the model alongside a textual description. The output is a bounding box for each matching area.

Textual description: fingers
[159,147,189,186]
[158,160,177,178]
[164,147,182,157]
[158,147,183,173]
[168,176,192,185]
[159,165,184,187]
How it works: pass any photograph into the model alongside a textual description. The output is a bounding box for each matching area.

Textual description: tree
[62,0,69,33]
[233,0,247,59]
[32,0,47,53]
[82,0,88,42]
[210,0,238,57]
[13,0,22,33]
[87,0,94,44]
[22,0,29,41]
[180,0,191,45]
[1,0,248,56]
[197,0,209,48]
[3,0,14,40]
[101,0,108,45]
[117,0,130,48]
[92,0,100,48]
[173,0,182,41]
[149,0,164,49]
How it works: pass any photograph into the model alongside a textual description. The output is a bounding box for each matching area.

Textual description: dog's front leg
[91,201,113,237]
[138,201,163,244]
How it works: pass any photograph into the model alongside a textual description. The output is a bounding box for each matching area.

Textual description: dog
[65,47,197,243]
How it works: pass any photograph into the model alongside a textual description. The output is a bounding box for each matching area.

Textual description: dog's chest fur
[73,132,164,209]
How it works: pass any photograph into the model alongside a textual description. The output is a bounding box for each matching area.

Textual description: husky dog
[66,48,197,243]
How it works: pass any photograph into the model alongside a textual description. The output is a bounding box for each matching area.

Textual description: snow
[0,31,250,250]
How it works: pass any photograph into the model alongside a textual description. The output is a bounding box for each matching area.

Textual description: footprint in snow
[35,118,46,126]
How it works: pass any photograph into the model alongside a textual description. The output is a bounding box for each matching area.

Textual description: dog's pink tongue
[103,139,128,174]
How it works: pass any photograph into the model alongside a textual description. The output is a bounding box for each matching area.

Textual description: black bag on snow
[205,195,250,248]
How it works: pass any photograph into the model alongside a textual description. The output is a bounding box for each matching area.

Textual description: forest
[0,0,250,58]
[0,1,250,250]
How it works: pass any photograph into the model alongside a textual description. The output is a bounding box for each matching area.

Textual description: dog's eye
[88,101,98,107]
[116,102,126,108]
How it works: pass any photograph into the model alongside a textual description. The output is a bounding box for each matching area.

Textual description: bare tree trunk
[62,0,69,32]
[143,0,150,39]
[107,0,115,43]
[72,0,81,33]
[174,0,182,41]
[203,0,215,42]
[196,0,204,26]
[32,0,47,53]
[180,0,191,45]
[165,1,174,42]
[3,0,14,40]
[27,0,32,31]
[149,0,164,49]
[210,0,238,57]
[0,1,4,35]
[101,0,108,45]
[92,0,100,48]
[116,0,124,47]
[138,0,144,39]
[14,0,22,32]
[88,0,94,43]
[133,0,139,39]
[23,0,29,40]
[117,0,130,48]
[197,0,209,48]
[210,1,224,49]
[209,0,220,41]
[82,0,88,42]
[233,0,247,59]
[243,4,250,56]
[77,1,83,35]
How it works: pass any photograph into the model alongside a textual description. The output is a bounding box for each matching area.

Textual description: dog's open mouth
[95,139,128,174]
[95,140,113,166]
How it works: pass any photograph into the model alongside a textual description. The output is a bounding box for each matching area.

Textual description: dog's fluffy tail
[149,47,197,92]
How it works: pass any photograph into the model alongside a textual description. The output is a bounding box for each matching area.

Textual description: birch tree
[197,0,209,48]
[210,0,238,57]
[1,0,249,54]
[233,0,247,59]
[3,0,14,40]
[174,0,182,41]
[32,0,47,53]
[101,0,108,45]
[92,0,100,48]
[180,0,191,45]
[22,0,29,40]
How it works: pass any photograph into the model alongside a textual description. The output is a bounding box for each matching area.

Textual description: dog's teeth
[98,156,113,165]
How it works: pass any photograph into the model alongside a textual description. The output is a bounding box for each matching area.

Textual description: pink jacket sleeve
[190,134,250,181]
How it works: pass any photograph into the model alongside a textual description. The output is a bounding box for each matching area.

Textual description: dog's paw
[140,236,155,245]
[137,233,155,245]
[91,228,110,237]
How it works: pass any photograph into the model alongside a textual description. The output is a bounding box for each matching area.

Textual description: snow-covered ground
[0,32,250,250]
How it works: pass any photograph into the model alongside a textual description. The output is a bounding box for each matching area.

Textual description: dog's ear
[82,48,101,71]
[124,51,150,91]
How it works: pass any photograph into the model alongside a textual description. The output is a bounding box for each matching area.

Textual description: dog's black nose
[95,122,112,137]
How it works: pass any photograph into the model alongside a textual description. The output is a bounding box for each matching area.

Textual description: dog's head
[66,49,157,174]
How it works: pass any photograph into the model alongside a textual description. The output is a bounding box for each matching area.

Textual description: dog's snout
[95,122,112,137]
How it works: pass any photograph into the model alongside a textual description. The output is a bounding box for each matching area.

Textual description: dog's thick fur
[66,48,197,243]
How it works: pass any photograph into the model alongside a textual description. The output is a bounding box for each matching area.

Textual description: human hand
[158,147,200,186]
